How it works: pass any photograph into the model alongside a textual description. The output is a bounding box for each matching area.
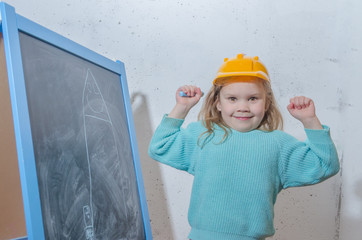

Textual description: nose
[237,100,249,112]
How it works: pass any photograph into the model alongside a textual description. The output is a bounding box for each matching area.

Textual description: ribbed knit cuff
[304,125,331,144]
[189,228,263,240]
[161,114,184,129]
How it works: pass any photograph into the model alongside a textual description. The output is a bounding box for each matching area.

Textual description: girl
[148,54,340,240]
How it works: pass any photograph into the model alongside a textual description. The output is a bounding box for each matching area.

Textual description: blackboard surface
[19,32,146,240]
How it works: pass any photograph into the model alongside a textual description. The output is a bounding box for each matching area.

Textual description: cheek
[256,103,267,116]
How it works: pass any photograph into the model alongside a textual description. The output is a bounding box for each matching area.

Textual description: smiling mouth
[234,116,253,120]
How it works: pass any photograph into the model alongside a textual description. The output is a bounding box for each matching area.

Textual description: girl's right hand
[176,85,203,106]
[168,85,203,119]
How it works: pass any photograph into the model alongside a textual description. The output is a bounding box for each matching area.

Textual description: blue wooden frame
[0,2,152,240]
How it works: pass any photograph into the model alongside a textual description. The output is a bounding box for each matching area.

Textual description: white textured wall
[2,0,362,239]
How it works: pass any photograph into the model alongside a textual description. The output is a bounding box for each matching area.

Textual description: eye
[228,97,237,102]
[249,96,258,101]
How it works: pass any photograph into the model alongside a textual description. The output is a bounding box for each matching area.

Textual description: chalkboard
[0,2,151,240]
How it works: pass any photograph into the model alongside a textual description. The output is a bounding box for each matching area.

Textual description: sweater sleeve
[148,115,199,175]
[277,125,340,189]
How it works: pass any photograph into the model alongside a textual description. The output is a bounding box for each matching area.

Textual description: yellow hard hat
[213,53,270,85]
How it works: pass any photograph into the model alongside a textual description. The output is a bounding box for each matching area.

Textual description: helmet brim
[213,71,270,85]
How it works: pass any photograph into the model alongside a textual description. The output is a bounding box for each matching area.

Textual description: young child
[148,54,340,240]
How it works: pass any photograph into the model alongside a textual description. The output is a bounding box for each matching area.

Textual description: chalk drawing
[83,205,94,240]
[82,69,127,239]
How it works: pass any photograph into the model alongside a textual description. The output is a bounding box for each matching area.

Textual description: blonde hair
[198,77,283,144]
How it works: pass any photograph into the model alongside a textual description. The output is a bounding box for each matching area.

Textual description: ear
[265,99,271,111]
[216,101,221,111]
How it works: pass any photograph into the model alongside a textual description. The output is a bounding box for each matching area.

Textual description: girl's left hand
[287,96,323,129]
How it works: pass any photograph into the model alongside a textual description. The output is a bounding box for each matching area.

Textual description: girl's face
[216,81,267,132]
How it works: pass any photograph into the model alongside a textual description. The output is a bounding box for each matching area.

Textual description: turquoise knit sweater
[148,115,340,240]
